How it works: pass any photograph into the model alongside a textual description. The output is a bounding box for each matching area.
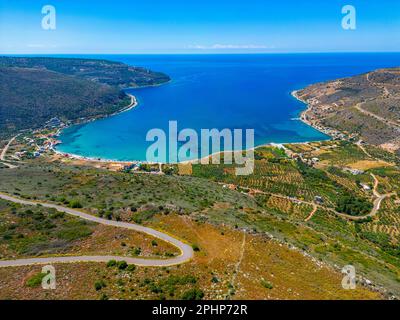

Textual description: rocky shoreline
[291,89,349,141]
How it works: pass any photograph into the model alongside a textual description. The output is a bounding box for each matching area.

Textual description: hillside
[0,153,384,300]
[2,133,400,298]
[0,67,129,137]
[1,60,399,300]
[0,57,170,138]
[295,68,400,155]
[0,57,170,88]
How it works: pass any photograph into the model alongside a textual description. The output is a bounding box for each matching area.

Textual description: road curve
[0,135,18,161]
[0,193,194,268]
[304,204,318,222]
[232,179,393,222]
[328,174,395,221]
[0,135,19,169]
[334,193,394,221]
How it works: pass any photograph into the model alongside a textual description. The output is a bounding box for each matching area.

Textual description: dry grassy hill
[296,68,400,155]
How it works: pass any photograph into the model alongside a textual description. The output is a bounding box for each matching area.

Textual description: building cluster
[343,167,364,175]
[45,117,65,129]
[14,130,61,160]
[285,148,321,166]
[122,163,142,172]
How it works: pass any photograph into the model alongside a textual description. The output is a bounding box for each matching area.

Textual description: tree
[117,261,128,270]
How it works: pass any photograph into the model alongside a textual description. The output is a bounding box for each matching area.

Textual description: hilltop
[0,57,170,88]
[295,68,400,155]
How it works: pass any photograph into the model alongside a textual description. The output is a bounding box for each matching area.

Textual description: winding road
[334,173,395,221]
[355,102,400,129]
[355,73,400,129]
[231,171,394,222]
[0,193,194,268]
[304,205,318,222]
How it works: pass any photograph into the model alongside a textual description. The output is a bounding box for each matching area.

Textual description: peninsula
[0,57,170,139]
[294,68,400,155]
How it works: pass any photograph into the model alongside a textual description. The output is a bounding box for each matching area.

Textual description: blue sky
[1,0,400,53]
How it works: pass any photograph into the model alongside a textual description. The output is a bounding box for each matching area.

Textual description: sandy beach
[113,94,138,114]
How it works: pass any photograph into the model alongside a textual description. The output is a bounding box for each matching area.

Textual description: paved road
[0,193,194,268]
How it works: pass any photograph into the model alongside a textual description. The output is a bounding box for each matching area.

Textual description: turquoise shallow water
[56,53,400,162]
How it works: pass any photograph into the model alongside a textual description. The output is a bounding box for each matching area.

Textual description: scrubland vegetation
[1,139,400,298]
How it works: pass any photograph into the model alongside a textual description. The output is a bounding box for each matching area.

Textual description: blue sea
[56,53,400,162]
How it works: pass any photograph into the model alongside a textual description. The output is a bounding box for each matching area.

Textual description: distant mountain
[296,68,400,155]
[0,57,170,138]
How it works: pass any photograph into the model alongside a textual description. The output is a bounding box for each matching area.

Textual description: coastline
[53,79,174,161]
[57,78,173,131]
[53,93,145,164]
[290,89,346,140]
[124,78,172,90]
[291,90,310,125]
[54,89,333,165]
[114,94,138,114]
[291,89,330,137]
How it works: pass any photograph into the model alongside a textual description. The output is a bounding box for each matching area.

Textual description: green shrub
[261,279,273,289]
[100,293,109,300]
[26,272,47,288]
[69,200,83,209]
[163,275,197,286]
[94,280,106,291]
[127,264,136,272]
[181,288,204,300]
[106,260,117,267]
[117,261,128,270]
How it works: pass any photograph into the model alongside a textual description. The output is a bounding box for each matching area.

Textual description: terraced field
[191,142,400,296]
[193,145,373,209]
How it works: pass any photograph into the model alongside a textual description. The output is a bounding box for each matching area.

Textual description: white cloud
[187,44,273,50]
[27,44,58,48]
[27,44,45,48]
